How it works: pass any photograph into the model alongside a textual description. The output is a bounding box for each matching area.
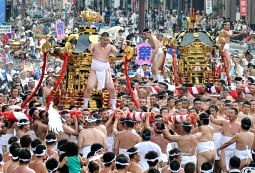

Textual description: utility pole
[138,0,145,34]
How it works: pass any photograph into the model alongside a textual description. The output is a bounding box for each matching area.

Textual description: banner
[136,43,152,65]
[0,0,6,23]
[205,0,212,14]
[0,25,11,33]
[240,0,248,16]
[56,20,65,40]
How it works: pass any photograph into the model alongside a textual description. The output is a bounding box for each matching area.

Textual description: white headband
[92,115,102,120]
[115,161,129,166]
[58,150,65,155]
[169,153,180,157]
[95,147,104,154]
[85,117,97,123]
[103,156,116,165]
[146,157,159,162]
[182,123,192,127]
[12,155,19,160]
[35,149,46,156]
[126,150,139,155]
[17,121,30,126]
[48,166,58,173]
[200,168,214,173]
[46,138,57,143]
[125,119,135,122]
[168,166,181,172]
[19,158,30,162]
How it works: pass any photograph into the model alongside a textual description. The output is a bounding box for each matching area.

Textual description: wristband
[161,123,165,130]
[197,120,201,127]
[119,49,124,53]
[169,129,175,135]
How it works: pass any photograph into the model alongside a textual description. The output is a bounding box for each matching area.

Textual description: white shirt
[135,141,163,171]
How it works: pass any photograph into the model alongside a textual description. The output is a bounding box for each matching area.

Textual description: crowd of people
[1,3,255,173]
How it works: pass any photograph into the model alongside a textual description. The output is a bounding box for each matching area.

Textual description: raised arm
[210,114,225,126]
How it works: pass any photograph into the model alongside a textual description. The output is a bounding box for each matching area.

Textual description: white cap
[4,45,10,49]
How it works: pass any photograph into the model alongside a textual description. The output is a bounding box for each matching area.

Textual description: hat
[20,70,27,74]
[4,45,10,49]
[5,60,13,65]
[28,78,35,83]
[47,68,54,73]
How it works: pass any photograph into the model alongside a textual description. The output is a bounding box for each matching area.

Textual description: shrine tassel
[21,52,47,108]
[124,56,140,108]
[46,52,69,110]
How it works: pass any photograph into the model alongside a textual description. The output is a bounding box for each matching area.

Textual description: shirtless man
[236,101,255,128]
[84,32,123,110]
[57,111,78,141]
[217,117,254,169]
[16,119,30,138]
[29,108,41,137]
[162,122,202,167]
[210,107,241,173]
[192,113,215,173]
[92,113,107,136]
[208,105,223,173]
[114,117,141,154]
[126,147,143,173]
[42,77,53,105]
[100,108,115,152]
[78,117,108,158]
[11,148,35,173]
[150,123,170,164]
[143,28,165,83]
[101,152,116,173]
[37,111,50,141]
[28,144,48,173]
[219,21,245,74]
